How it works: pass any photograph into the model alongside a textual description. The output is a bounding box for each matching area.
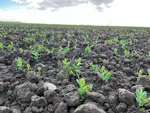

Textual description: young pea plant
[137,69,143,77]
[62,58,81,77]
[76,77,93,100]
[84,45,91,53]
[0,42,3,50]
[136,88,148,111]
[32,51,39,61]
[63,46,70,56]
[89,62,99,72]
[147,51,150,57]
[147,69,150,78]
[73,58,81,74]
[19,48,23,54]
[124,49,130,57]
[7,42,15,51]
[62,58,73,75]
[16,57,23,70]
[114,48,118,55]
[36,66,42,76]
[26,64,31,72]
[58,46,63,52]
[99,66,111,81]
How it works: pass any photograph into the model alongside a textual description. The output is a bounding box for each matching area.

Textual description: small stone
[31,95,47,107]
[55,102,68,113]
[12,108,21,113]
[0,106,12,113]
[0,82,4,92]
[136,76,150,89]
[74,102,106,113]
[26,71,40,83]
[43,82,57,91]
[64,92,80,107]
[118,88,135,105]
[108,94,118,109]
[115,103,127,113]
[47,104,54,113]
[86,92,106,104]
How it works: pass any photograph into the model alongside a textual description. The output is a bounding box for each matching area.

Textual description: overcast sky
[0,0,150,27]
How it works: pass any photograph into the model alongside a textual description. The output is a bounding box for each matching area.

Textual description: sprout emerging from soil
[76,77,93,100]
[137,69,143,77]
[147,69,150,78]
[16,57,23,70]
[32,51,39,61]
[0,42,3,49]
[84,45,91,53]
[99,66,111,81]
[136,88,148,110]
[114,48,118,55]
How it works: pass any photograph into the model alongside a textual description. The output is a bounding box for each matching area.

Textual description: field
[0,22,150,113]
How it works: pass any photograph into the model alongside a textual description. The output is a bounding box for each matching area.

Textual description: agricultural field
[0,22,150,113]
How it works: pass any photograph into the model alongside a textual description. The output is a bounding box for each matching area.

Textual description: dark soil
[0,23,150,113]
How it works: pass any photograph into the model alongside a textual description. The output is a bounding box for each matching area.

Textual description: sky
[0,0,150,27]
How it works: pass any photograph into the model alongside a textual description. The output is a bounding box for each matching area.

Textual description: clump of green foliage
[76,77,93,100]
[32,51,39,61]
[84,45,91,53]
[62,58,81,77]
[124,49,130,57]
[99,66,111,81]
[63,46,70,55]
[147,69,150,78]
[105,39,113,45]
[137,69,143,77]
[7,42,15,51]
[0,42,3,49]
[62,58,72,75]
[19,48,23,54]
[136,88,148,110]
[90,62,99,72]
[36,66,42,76]
[16,57,23,70]
[114,48,118,55]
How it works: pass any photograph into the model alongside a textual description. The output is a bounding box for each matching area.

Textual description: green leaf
[142,92,147,99]
[80,78,85,87]
[100,66,105,73]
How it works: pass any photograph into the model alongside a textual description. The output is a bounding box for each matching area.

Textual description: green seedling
[99,66,111,81]
[147,69,150,78]
[7,42,15,51]
[62,58,81,77]
[58,46,63,52]
[136,88,148,109]
[114,48,118,55]
[0,42,3,49]
[73,58,81,73]
[32,51,39,61]
[90,63,99,72]
[124,49,130,57]
[84,45,91,53]
[105,39,113,45]
[138,69,143,77]
[36,66,42,76]
[19,48,23,54]
[26,64,31,72]
[147,51,150,57]
[16,57,23,70]
[63,46,70,55]
[113,38,119,44]
[120,40,126,49]
[62,58,73,75]
[76,77,93,100]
